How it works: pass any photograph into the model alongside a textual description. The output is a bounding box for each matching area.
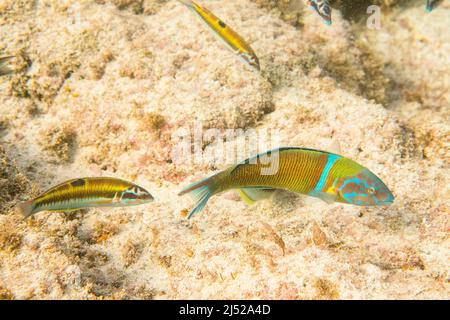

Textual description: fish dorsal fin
[238,187,276,205]
[328,139,342,155]
[177,0,194,8]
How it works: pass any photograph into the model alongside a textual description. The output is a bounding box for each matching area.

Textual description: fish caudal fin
[177,0,195,9]
[16,200,35,218]
[178,173,219,219]
[238,187,275,205]
[0,56,14,76]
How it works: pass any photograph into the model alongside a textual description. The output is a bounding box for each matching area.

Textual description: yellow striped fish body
[0,56,13,76]
[179,148,394,218]
[178,0,260,70]
[17,177,154,218]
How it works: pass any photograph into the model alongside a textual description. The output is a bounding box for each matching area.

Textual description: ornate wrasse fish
[179,147,394,218]
[177,0,260,70]
[0,56,14,76]
[308,0,332,25]
[16,177,154,218]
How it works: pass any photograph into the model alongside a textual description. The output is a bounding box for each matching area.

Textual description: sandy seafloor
[0,0,448,299]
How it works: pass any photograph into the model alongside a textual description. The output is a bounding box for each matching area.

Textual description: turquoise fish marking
[313,154,340,192]
[308,0,332,25]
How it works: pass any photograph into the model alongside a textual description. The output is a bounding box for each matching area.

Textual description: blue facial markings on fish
[309,0,332,25]
[339,177,369,204]
[119,186,150,205]
[338,173,393,206]
[121,190,134,205]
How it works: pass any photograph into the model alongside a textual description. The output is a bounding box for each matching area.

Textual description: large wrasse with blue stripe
[16,177,154,218]
[179,147,394,219]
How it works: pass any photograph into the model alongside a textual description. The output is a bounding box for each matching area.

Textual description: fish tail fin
[0,56,14,76]
[16,200,35,219]
[178,173,221,219]
[426,0,435,12]
[177,0,195,9]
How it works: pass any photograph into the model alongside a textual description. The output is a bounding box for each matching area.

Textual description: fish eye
[367,186,375,194]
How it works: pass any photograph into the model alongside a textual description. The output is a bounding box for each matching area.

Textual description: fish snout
[371,180,395,206]
[140,187,154,202]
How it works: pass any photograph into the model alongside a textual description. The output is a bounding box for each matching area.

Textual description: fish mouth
[143,193,154,202]
[379,193,395,205]
[140,186,154,201]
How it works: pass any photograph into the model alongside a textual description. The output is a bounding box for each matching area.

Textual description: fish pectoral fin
[238,187,276,205]
[316,192,337,204]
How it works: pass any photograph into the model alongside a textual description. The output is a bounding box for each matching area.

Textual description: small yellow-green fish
[177,0,260,71]
[17,177,154,218]
[179,147,394,218]
[0,56,14,76]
